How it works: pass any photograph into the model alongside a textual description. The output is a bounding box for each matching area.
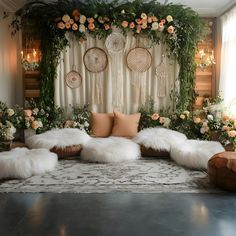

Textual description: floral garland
[11,0,203,110]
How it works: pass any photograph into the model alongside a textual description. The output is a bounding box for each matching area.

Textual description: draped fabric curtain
[55,33,179,115]
[219,6,236,106]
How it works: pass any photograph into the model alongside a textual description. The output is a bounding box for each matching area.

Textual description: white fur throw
[0,148,58,179]
[26,128,91,149]
[81,137,141,163]
[133,127,187,152]
[170,140,225,170]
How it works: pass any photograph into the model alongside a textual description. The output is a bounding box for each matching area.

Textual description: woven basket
[50,145,82,159]
[140,145,170,158]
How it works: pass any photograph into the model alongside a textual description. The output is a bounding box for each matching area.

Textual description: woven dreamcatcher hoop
[83,47,108,73]
[127,47,152,72]
[65,37,82,89]
[105,32,126,53]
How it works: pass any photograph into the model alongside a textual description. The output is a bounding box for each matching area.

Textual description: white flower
[141,13,147,19]
[151,22,159,30]
[79,24,86,33]
[121,9,125,14]
[7,108,14,116]
[32,108,39,116]
[163,117,171,128]
[207,114,214,121]
[180,114,185,120]
[84,121,89,127]
[79,15,86,24]
[62,14,70,23]
[166,15,173,22]
[183,111,190,116]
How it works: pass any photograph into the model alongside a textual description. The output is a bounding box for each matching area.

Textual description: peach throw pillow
[111,112,141,138]
[91,112,114,137]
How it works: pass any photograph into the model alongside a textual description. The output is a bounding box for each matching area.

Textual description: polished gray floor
[0,193,236,236]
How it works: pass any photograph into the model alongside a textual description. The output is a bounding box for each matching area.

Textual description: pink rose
[88,23,95,31]
[228,130,236,138]
[129,22,135,29]
[167,26,174,33]
[24,109,32,117]
[57,21,65,29]
[151,113,159,121]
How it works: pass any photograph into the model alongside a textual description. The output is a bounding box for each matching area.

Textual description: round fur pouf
[208,152,236,191]
[81,137,141,163]
[0,148,58,179]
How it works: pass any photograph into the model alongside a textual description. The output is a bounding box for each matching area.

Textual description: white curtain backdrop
[55,32,179,115]
[219,6,236,108]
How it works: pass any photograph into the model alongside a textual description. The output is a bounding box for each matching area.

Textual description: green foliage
[11,0,203,110]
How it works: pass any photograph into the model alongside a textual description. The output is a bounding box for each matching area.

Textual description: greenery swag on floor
[10,0,203,110]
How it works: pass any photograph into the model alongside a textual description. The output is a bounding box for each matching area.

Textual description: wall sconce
[21,48,41,71]
[197,49,216,71]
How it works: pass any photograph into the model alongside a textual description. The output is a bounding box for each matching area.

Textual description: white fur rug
[26,128,91,149]
[133,127,187,152]
[170,140,225,170]
[81,137,141,163]
[0,148,58,179]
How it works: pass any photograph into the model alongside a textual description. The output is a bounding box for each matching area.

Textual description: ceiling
[0,0,236,17]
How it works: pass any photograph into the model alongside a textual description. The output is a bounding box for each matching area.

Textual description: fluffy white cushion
[81,137,140,163]
[0,148,58,179]
[170,140,225,170]
[133,127,187,152]
[26,128,91,149]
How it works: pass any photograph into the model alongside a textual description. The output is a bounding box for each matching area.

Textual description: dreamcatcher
[105,30,126,108]
[65,36,82,89]
[127,46,152,104]
[83,47,108,104]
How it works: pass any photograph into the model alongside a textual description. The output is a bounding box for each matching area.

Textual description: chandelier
[197,48,216,71]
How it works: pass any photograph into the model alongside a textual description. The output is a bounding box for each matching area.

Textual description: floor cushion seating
[208,152,236,191]
[170,140,224,170]
[140,145,169,158]
[0,148,58,179]
[25,128,91,159]
[81,137,140,163]
[133,127,187,153]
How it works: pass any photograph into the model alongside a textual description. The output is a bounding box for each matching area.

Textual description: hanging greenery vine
[11,0,203,110]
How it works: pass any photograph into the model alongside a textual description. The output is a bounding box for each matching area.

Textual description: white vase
[24,129,36,140]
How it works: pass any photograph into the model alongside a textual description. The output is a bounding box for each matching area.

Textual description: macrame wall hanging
[65,36,82,89]
[127,44,152,105]
[83,47,108,105]
[155,54,168,98]
[105,30,126,109]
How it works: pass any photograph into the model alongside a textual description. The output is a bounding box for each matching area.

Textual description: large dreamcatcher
[127,46,152,104]
[105,31,126,108]
[83,47,108,104]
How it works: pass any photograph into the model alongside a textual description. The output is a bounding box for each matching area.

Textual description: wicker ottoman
[208,152,236,191]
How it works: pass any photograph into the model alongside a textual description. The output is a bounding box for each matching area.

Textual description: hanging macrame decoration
[105,31,126,108]
[83,47,108,105]
[155,55,168,97]
[65,37,82,89]
[127,46,152,104]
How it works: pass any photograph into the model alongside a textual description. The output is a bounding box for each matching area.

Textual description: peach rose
[167,25,174,33]
[136,19,142,25]
[129,22,135,29]
[228,130,236,138]
[65,120,74,128]
[88,23,95,31]
[152,16,158,22]
[24,109,32,117]
[87,17,95,23]
[158,22,164,31]
[57,21,65,29]
[72,9,80,18]
[98,16,105,24]
[31,121,40,130]
[159,117,166,124]
[193,117,201,124]
[72,23,78,31]
[161,19,166,24]
[223,115,230,122]
[121,21,128,28]
[151,113,159,121]
[65,22,71,29]
[104,24,110,30]
[222,125,230,131]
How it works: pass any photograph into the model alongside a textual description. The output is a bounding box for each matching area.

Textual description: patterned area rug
[0,159,222,193]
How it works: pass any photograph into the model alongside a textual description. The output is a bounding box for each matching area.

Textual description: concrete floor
[0,193,236,236]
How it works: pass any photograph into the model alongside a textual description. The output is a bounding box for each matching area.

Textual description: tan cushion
[91,112,114,137]
[208,152,236,191]
[111,112,141,138]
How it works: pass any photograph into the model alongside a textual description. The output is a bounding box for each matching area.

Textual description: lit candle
[27,54,30,61]
[21,50,24,59]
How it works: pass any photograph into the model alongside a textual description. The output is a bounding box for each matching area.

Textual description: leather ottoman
[208,152,236,191]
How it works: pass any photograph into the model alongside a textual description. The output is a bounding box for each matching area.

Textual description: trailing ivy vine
[11,0,203,110]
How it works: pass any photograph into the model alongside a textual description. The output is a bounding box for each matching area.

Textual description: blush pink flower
[151,113,159,121]
[88,23,95,31]
[129,22,135,29]
[121,21,128,28]
[24,109,32,117]
[228,130,236,138]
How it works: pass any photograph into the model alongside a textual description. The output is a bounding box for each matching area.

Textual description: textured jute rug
[0,159,222,193]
